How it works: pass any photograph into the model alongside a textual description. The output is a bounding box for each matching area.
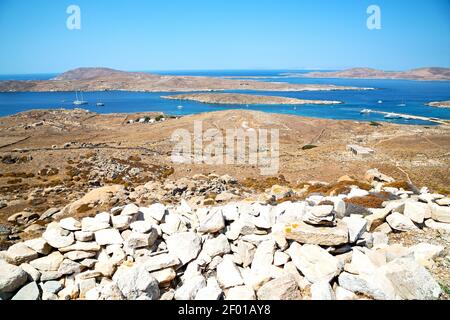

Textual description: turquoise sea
[0,70,449,125]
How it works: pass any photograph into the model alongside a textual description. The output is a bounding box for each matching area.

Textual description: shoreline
[0,107,447,127]
[161,93,343,105]
[427,101,450,109]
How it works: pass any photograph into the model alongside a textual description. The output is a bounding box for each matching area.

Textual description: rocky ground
[0,108,449,300]
[0,168,449,300]
[1,108,449,234]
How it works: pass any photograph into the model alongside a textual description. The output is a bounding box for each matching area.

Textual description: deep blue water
[0,70,449,125]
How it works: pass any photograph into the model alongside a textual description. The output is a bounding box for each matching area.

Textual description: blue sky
[0,0,449,74]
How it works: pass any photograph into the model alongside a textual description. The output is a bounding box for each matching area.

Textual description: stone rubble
[0,169,449,300]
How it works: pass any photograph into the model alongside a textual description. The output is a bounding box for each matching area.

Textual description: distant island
[0,67,374,93]
[162,93,342,105]
[427,100,450,108]
[282,67,450,81]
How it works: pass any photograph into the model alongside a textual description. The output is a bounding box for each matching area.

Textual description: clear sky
[0,0,449,74]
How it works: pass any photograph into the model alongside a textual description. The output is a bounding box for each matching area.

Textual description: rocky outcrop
[0,169,448,300]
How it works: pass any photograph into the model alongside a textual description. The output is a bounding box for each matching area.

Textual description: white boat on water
[96,102,105,106]
[360,109,372,114]
[377,100,383,104]
[384,113,401,119]
[177,105,183,109]
[73,91,88,105]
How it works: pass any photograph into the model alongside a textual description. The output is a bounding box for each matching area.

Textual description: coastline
[427,101,450,109]
[161,93,343,105]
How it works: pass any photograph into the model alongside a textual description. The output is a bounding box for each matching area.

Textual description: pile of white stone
[0,172,449,300]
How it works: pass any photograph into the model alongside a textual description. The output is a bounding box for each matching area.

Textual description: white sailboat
[73,90,88,105]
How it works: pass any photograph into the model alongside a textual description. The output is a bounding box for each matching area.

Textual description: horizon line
[0,65,449,76]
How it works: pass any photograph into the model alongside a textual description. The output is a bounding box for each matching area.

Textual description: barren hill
[285,67,450,81]
[0,67,373,93]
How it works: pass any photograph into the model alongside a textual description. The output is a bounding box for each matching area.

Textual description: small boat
[384,113,401,119]
[73,91,88,105]
[96,102,105,106]
[177,105,183,109]
[377,100,383,104]
[360,109,372,114]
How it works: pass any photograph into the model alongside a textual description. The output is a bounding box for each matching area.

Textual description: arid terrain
[0,67,373,93]
[428,101,450,109]
[162,93,342,105]
[1,108,449,229]
[0,108,449,300]
[283,67,450,81]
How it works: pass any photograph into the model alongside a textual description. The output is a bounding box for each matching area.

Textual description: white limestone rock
[216,257,244,288]
[144,253,180,272]
[386,212,418,232]
[30,251,64,271]
[59,217,82,231]
[113,264,160,300]
[6,243,38,265]
[175,275,206,300]
[384,255,441,300]
[11,281,40,300]
[203,234,231,258]
[94,228,123,246]
[43,223,75,249]
[197,208,225,234]
[225,285,256,300]
[120,203,140,216]
[343,216,368,243]
[166,232,201,265]
[0,261,28,293]
[311,280,336,300]
[256,275,301,300]
[287,243,342,284]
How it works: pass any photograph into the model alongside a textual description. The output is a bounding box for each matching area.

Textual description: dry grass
[241,175,290,192]
[344,195,385,208]
[306,180,372,197]
[384,181,413,190]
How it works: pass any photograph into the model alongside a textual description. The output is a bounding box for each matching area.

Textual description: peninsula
[283,67,450,81]
[161,93,342,105]
[427,101,450,109]
[0,67,374,93]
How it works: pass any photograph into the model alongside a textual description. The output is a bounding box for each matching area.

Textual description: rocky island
[0,67,374,93]
[161,93,342,105]
[283,67,450,81]
[427,101,450,109]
